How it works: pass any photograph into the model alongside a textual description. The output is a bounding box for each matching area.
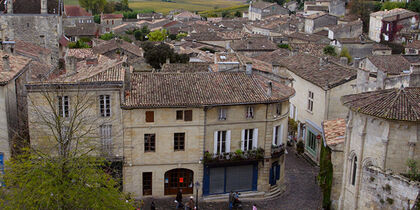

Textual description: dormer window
[246,106,254,119]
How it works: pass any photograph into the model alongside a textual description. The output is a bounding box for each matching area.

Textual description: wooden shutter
[279,124,283,144]
[145,111,154,122]
[272,127,276,145]
[184,110,192,121]
[241,129,245,151]
[226,130,231,153]
[213,131,218,154]
[253,128,258,149]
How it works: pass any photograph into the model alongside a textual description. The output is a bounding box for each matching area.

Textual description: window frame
[99,95,111,117]
[144,133,156,152]
[142,172,152,196]
[145,111,154,123]
[218,108,227,121]
[184,110,193,121]
[307,131,317,152]
[351,156,357,186]
[58,96,69,118]
[246,106,254,119]
[176,110,183,120]
[99,124,112,156]
[307,91,314,112]
[174,132,185,151]
[243,129,254,151]
[216,131,227,154]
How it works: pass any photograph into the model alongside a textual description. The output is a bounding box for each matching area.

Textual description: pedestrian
[228,191,233,210]
[150,200,156,210]
[176,189,183,209]
[185,196,195,210]
[252,203,257,210]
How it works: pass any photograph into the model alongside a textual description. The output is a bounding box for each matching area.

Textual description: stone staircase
[264,184,286,199]
[202,184,286,202]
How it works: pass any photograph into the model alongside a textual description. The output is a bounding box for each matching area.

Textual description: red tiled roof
[322,118,346,147]
[0,52,31,85]
[341,87,420,122]
[93,39,143,57]
[59,35,69,47]
[64,5,91,17]
[366,55,411,75]
[406,40,420,49]
[122,72,295,108]
[15,40,51,60]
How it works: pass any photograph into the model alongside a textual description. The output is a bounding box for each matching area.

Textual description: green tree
[141,42,189,69]
[0,86,134,209]
[408,0,420,12]
[134,26,150,41]
[147,29,168,42]
[94,14,101,24]
[381,1,405,11]
[339,47,352,63]
[68,40,91,49]
[348,0,381,32]
[79,0,107,15]
[221,10,230,18]
[176,32,188,41]
[234,11,242,17]
[318,143,333,209]
[100,32,116,40]
[323,45,337,56]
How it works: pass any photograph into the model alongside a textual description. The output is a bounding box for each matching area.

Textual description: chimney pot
[41,0,48,14]
[3,55,10,71]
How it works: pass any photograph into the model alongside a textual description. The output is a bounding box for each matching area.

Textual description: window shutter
[289,103,293,119]
[279,124,283,144]
[184,110,193,121]
[241,129,245,151]
[272,127,276,145]
[213,131,218,154]
[253,128,258,149]
[276,164,281,180]
[145,111,154,122]
[226,130,231,153]
[294,107,298,121]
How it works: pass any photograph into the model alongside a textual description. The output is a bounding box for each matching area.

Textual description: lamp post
[195,181,201,210]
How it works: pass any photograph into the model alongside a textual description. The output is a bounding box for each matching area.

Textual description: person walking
[185,196,195,210]
[176,189,183,209]
[252,203,257,210]
[150,200,156,210]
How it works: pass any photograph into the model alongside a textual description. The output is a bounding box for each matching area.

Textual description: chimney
[356,69,369,93]
[65,56,77,74]
[3,41,15,54]
[41,0,48,14]
[340,57,348,65]
[353,57,361,68]
[409,63,420,87]
[272,62,280,74]
[267,81,272,97]
[3,55,10,71]
[124,63,131,92]
[246,62,252,75]
[7,0,13,14]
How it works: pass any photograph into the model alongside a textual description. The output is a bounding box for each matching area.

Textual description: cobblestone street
[141,148,322,210]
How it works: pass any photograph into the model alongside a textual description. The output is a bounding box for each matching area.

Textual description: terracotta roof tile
[101,14,123,20]
[0,52,31,85]
[123,72,295,108]
[161,63,210,73]
[66,49,95,60]
[341,87,420,122]
[366,55,411,75]
[231,38,278,51]
[322,118,346,147]
[15,40,51,60]
[64,5,91,17]
[406,40,420,49]
[93,39,143,57]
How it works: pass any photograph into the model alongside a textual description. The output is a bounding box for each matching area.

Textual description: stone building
[277,54,357,164]
[405,40,420,55]
[0,52,32,163]
[338,87,420,209]
[304,0,345,16]
[231,37,278,57]
[328,20,363,40]
[369,8,419,43]
[101,14,123,33]
[0,0,63,65]
[304,12,338,34]
[92,38,144,67]
[247,1,289,21]
[63,5,93,27]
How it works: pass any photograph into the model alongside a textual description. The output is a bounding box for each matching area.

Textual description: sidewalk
[139,148,322,210]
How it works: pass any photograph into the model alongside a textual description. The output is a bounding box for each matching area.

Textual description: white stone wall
[369,16,382,43]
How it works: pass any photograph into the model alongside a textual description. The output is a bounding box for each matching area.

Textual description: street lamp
[195,181,201,210]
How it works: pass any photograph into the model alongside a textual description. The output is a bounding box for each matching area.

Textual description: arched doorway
[164,168,194,195]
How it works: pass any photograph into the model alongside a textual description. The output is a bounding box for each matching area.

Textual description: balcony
[203,148,265,166]
[271,144,285,158]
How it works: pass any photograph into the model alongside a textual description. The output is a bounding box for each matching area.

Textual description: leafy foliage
[404,159,420,181]
[381,1,406,10]
[119,35,132,43]
[263,0,285,5]
[94,14,101,24]
[176,32,188,40]
[100,32,116,41]
[147,29,168,42]
[278,43,291,49]
[141,42,189,69]
[408,0,420,12]
[318,144,333,209]
[348,0,381,32]
[339,47,352,63]
[78,0,107,15]
[68,40,91,49]
[133,26,151,41]
[1,153,133,209]
[123,11,138,19]
[234,11,242,17]
[323,45,337,56]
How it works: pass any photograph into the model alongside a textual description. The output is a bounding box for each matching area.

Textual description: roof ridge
[381,88,401,119]
[345,90,389,112]
[404,88,420,120]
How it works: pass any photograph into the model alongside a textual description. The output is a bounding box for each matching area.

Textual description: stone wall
[358,166,419,210]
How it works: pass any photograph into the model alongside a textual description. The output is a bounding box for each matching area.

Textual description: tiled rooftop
[161,63,211,73]
[93,39,143,57]
[322,118,346,147]
[15,40,51,60]
[0,52,32,85]
[123,72,295,108]
[231,38,278,51]
[341,87,420,122]
[366,55,411,75]
[64,5,91,17]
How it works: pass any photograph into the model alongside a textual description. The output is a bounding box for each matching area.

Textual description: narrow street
[141,148,322,210]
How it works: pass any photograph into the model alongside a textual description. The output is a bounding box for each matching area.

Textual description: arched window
[351,156,357,186]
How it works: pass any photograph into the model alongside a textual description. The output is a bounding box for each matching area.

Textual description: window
[107,20,109,24]
[307,91,314,112]
[144,134,155,152]
[112,20,114,25]
[218,108,227,120]
[100,125,112,156]
[273,125,282,146]
[176,110,183,120]
[176,110,193,121]
[246,106,254,119]
[145,111,154,122]
[143,172,152,195]
[351,156,357,186]
[99,95,111,117]
[243,129,254,151]
[174,133,185,151]
[215,131,227,154]
[276,103,282,116]
[307,131,317,151]
[58,96,69,117]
